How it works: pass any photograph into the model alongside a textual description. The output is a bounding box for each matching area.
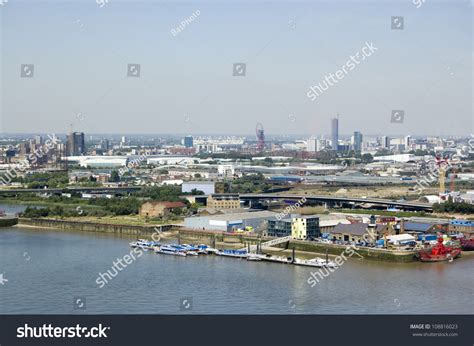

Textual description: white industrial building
[184,211,276,232]
[373,154,416,163]
[66,156,127,168]
[146,156,196,166]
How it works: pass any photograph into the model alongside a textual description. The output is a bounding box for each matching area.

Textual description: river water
[0,225,472,314]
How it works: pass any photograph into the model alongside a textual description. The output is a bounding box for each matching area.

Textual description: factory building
[184,211,276,232]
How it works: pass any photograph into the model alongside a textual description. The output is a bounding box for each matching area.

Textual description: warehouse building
[206,194,240,209]
[448,220,474,234]
[184,210,276,232]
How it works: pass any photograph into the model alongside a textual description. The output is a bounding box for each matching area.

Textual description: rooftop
[142,201,186,208]
[398,222,435,233]
[190,210,277,221]
[329,223,385,236]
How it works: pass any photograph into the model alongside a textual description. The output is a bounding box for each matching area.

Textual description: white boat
[204,247,219,254]
[247,254,265,261]
[217,249,248,258]
[129,239,160,250]
[129,238,148,248]
[264,255,292,264]
[155,245,187,257]
[293,257,337,268]
[196,244,216,255]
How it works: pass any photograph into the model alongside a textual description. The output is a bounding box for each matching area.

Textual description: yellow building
[291,216,320,240]
[206,194,240,209]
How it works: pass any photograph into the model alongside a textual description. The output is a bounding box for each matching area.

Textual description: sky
[0,0,472,136]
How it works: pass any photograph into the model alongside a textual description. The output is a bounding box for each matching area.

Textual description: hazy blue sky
[1,0,472,136]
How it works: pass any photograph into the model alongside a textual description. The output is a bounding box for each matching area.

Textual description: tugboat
[418,237,461,262]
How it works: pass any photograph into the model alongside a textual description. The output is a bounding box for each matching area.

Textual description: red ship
[418,237,461,262]
[460,237,474,251]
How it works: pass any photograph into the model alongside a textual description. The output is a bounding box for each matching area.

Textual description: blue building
[353,131,363,152]
[184,135,194,148]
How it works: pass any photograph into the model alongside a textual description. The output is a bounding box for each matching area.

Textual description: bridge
[238,235,292,252]
[240,193,433,211]
[0,188,433,211]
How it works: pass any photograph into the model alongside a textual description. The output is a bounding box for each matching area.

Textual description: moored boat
[247,254,265,261]
[460,237,474,251]
[129,239,160,250]
[217,249,248,258]
[418,237,461,262]
[179,244,201,255]
[155,245,187,257]
[262,255,292,264]
[293,257,338,268]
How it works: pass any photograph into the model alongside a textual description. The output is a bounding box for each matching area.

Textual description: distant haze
[1,0,472,136]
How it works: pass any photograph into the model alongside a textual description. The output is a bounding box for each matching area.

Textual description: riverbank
[0,217,18,227]
[17,218,176,236]
[14,218,471,263]
[167,228,421,262]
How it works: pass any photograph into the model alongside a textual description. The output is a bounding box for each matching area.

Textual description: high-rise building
[120,136,127,147]
[353,131,363,152]
[381,136,390,149]
[184,135,194,148]
[307,137,317,152]
[404,135,412,149]
[331,115,339,151]
[34,135,42,145]
[66,132,85,156]
[316,139,326,152]
[100,139,110,151]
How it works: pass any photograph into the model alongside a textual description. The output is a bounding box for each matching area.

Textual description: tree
[361,153,373,163]
[190,188,204,195]
[110,170,120,182]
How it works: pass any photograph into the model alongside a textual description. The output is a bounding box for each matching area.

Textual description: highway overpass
[0,188,433,211]
[240,193,433,212]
